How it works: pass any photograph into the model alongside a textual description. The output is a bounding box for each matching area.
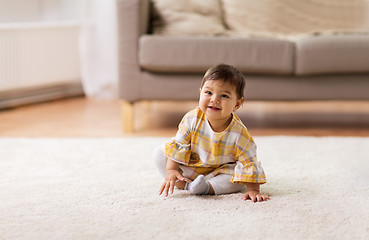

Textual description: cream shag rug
[0,137,368,240]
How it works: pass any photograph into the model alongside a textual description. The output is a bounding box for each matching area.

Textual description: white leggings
[152,146,245,195]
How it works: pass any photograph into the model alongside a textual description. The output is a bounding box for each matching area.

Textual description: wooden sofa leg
[121,100,134,133]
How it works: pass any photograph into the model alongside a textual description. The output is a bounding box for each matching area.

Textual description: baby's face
[199,80,243,130]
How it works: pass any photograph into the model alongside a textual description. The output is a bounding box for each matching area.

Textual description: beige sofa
[117,0,369,132]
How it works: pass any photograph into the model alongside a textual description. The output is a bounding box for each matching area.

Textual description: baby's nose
[211,96,220,103]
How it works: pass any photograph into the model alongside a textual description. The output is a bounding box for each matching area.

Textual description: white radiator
[0,21,83,108]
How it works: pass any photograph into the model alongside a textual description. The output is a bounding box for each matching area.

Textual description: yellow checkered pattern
[164,107,266,184]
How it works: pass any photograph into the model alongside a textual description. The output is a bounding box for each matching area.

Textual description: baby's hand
[243,190,270,203]
[159,170,187,196]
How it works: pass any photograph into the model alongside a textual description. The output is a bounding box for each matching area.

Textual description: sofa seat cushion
[139,35,294,75]
[296,35,369,75]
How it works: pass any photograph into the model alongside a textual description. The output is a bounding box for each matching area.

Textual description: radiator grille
[0,22,81,91]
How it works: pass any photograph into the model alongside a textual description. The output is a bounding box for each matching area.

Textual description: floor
[1,97,369,137]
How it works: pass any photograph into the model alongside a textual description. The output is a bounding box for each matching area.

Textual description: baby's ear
[234,97,244,111]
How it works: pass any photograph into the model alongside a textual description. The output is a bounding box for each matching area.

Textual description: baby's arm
[244,183,270,202]
[159,159,187,196]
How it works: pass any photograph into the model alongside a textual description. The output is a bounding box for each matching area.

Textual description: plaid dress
[163,107,266,184]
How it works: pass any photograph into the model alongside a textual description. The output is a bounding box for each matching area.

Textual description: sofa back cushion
[151,0,226,36]
[222,0,369,36]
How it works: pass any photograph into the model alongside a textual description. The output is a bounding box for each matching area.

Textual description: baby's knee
[152,145,167,178]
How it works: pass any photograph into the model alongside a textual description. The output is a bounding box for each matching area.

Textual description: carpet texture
[0,136,368,240]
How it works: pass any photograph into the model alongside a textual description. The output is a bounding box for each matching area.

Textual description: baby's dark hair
[201,64,245,99]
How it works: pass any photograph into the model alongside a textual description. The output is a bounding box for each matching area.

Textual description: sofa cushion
[295,35,369,75]
[139,35,294,75]
[151,0,225,36]
[222,0,369,35]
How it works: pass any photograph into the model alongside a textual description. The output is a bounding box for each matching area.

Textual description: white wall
[0,0,119,100]
[0,0,81,23]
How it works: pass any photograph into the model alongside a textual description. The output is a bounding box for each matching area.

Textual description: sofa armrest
[117,0,151,102]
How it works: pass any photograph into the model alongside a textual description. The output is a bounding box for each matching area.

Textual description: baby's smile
[208,105,221,111]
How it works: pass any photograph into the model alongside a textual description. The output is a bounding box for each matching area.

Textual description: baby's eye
[205,91,212,95]
[221,94,229,98]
